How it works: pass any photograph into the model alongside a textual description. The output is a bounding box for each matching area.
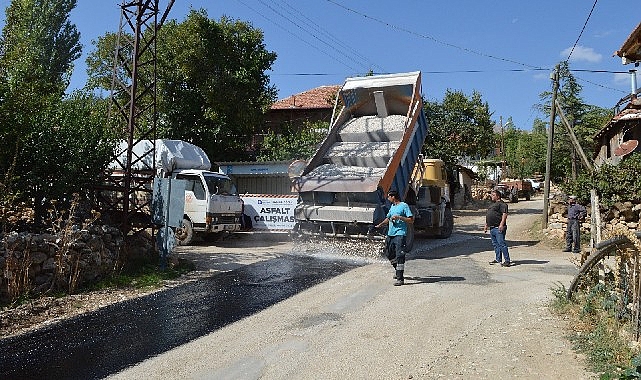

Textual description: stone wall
[1,225,124,302]
[546,194,641,241]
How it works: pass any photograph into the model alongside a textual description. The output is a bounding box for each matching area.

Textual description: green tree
[563,154,641,206]
[84,32,124,93]
[0,0,83,224]
[257,121,327,161]
[0,0,81,154]
[12,93,116,223]
[499,118,547,178]
[86,10,278,162]
[538,61,612,182]
[422,90,495,165]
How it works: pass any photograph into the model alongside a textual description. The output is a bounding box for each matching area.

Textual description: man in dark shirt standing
[484,189,511,267]
[564,195,587,253]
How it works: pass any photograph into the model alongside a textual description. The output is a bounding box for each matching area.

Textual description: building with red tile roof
[265,85,340,132]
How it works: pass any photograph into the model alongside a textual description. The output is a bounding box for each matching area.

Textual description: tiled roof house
[265,85,340,133]
[593,21,641,167]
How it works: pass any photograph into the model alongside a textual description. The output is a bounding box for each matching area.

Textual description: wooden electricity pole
[543,65,559,228]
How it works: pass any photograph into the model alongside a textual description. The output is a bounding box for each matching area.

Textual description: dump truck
[106,139,244,245]
[292,71,452,249]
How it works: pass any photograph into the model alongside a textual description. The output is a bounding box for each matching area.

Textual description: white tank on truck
[110,139,243,245]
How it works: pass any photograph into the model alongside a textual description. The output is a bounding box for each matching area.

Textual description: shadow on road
[509,259,549,266]
[404,275,466,285]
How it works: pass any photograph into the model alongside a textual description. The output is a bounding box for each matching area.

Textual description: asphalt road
[107,196,593,380]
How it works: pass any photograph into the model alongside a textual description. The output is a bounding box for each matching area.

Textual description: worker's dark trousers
[386,235,407,280]
[566,219,581,253]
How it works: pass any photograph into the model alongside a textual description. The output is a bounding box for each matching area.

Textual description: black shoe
[394,279,404,286]
[562,249,572,252]
[489,260,499,265]
[501,261,512,267]
[573,250,581,254]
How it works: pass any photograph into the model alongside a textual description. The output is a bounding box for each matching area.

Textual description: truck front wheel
[175,218,194,245]
[437,206,454,238]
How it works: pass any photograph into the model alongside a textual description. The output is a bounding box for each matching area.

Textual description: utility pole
[96,0,175,236]
[500,116,505,180]
[543,64,560,228]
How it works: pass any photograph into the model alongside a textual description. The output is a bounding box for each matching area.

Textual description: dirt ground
[2,195,593,379]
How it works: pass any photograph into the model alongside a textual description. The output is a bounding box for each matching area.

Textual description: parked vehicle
[292,71,451,250]
[524,178,542,191]
[108,139,243,245]
[497,179,533,202]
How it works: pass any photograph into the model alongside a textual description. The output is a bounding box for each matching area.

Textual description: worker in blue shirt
[375,190,414,286]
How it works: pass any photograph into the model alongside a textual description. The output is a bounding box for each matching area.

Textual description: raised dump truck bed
[293,71,428,238]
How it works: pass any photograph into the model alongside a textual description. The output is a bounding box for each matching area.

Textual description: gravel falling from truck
[292,237,387,261]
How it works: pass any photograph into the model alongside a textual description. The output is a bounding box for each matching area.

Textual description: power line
[235,0,361,73]
[325,1,626,97]
[277,0,385,73]
[565,0,599,62]
[256,0,362,70]
[575,76,626,94]
[254,0,379,74]
[561,1,620,94]
[325,0,544,70]
[270,68,628,76]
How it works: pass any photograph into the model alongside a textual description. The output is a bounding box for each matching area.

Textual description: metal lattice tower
[95,0,174,234]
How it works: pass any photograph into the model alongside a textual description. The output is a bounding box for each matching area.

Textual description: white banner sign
[241,194,298,231]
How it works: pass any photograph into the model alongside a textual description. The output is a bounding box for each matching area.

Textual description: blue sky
[2,1,640,130]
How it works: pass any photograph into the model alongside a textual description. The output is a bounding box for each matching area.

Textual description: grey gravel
[305,114,407,181]
[325,141,400,159]
[339,114,406,135]
[306,164,386,178]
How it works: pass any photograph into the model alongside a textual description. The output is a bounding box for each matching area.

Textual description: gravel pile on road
[293,237,386,260]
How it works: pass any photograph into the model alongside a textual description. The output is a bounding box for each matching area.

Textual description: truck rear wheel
[175,218,194,246]
[437,206,453,238]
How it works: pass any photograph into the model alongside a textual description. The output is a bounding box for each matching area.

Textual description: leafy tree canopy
[0,0,82,182]
[563,154,641,207]
[537,61,612,182]
[86,10,278,162]
[422,89,495,166]
[13,93,116,216]
[0,0,122,228]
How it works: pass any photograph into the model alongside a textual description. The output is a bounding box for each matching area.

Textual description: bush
[562,154,641,206]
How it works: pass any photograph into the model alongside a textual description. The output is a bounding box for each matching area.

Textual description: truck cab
[173,169,243,245]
